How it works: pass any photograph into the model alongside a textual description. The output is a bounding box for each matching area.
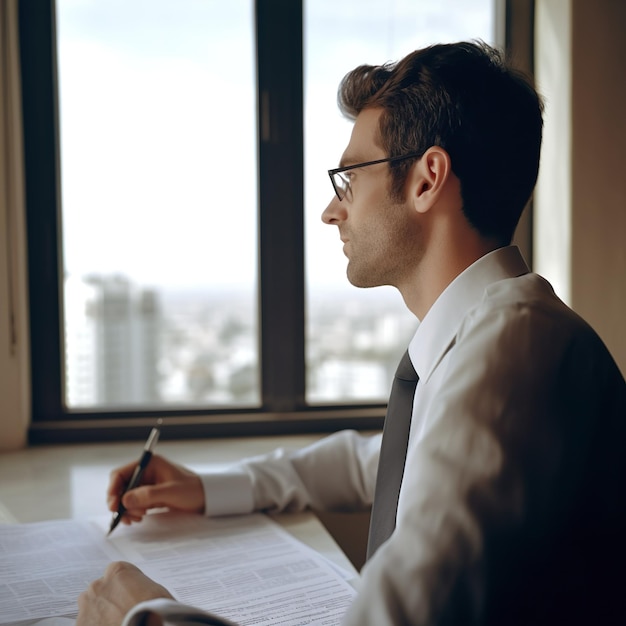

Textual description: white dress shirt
[124,246,626,625]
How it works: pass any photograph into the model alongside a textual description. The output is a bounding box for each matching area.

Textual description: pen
[107,419,162,536]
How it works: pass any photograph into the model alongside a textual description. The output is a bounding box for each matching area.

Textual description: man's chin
[346,267,381,289]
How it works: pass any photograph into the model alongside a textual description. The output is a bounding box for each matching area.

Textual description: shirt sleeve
[200,429,381,516]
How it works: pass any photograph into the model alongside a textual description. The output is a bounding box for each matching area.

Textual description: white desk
[0,435,361,577]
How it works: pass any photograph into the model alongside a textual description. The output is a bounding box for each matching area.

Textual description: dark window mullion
[19,0,64,421]
[256,0,305,412]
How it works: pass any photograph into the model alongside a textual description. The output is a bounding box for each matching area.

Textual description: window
[56,1,258,409]
[20,0,515,443]
[304,1,495,402]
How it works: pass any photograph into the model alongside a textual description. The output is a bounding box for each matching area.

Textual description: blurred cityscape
[63,275,416,409]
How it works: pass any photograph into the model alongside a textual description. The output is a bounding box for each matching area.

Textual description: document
[0,513,357,626]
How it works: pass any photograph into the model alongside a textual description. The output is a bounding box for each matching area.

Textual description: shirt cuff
[199,467,255,517]
[123,598,237,625]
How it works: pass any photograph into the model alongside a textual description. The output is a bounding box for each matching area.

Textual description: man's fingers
[121,485,158,510]
[104,560,141,578]
[107,460,144,511]
[122,483,183,510]
[122,480,204,514]
[106,456,205,524]
[77,561,174,625]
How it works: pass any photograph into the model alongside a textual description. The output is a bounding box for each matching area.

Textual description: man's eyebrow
[338,153,364,168]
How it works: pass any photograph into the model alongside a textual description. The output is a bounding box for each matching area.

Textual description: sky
[56,0,494,293]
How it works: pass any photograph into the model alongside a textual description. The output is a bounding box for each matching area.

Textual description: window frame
[19,0,531,444]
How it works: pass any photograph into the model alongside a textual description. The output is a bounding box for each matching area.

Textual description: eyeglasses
[328,151,423,201]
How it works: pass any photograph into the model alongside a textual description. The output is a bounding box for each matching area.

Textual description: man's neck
[400,236,501,321]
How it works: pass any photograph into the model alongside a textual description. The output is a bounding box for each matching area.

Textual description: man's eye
[340,172,354,188]
[338,172,352,187]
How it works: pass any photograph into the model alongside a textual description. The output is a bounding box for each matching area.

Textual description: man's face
[322,108,422,289]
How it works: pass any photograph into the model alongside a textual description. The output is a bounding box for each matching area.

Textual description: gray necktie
[366,350,419,559]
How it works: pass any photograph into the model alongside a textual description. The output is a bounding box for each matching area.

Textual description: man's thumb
[122,485,162,509]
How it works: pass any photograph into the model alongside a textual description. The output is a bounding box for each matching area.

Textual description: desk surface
[0,434,359,578]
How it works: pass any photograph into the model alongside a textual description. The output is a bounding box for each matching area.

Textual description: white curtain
[0,0,30,450]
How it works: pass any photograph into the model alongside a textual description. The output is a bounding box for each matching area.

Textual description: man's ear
[406,146,452,214]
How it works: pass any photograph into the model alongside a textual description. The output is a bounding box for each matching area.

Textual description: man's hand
[107,454,205,525]
[77,561,173,626]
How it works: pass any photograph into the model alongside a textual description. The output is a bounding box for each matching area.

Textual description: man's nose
[321,194,345,225]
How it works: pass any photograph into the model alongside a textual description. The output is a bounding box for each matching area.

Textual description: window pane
[305,0,495,402]
[57,1,258,408]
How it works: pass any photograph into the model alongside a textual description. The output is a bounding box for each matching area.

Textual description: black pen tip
[107,513,120,537]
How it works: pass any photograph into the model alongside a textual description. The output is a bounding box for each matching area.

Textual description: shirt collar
[408,246,530,382]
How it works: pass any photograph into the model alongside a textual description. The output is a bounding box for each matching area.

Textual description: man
[78,41,626,625]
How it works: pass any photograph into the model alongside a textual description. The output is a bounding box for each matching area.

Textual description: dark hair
[338,41,544,245]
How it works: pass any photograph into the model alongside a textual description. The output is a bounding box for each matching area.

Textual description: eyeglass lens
[334,172,349,200]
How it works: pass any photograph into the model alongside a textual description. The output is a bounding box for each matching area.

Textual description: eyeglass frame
[328,151,424,201]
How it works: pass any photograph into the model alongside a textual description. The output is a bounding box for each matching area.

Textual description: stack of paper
[0,513,357,626]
